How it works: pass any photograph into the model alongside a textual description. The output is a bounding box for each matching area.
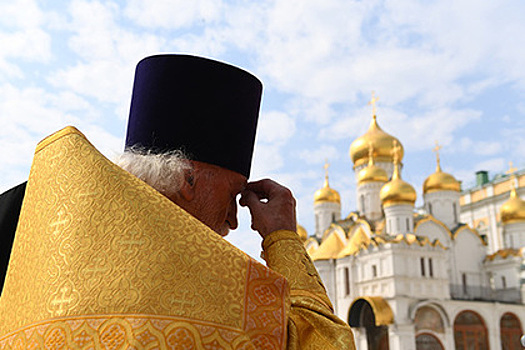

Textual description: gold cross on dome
[433,141,442,170]
[506,161,517,175]
[324,160,330,179]
[368,91,379,116]
[506,161,518,190]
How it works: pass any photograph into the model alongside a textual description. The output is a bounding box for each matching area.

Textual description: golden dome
[500,188,525,224]
[314,162,341,204]
[350,115,404,168]
[297,224,308,241]
[380,147,416,207]
[423,171,461,194]
[423,142,460,194]
[358,144,388,184]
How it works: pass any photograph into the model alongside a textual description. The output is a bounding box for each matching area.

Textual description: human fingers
[239,189,262,208]
[245,179,291,200]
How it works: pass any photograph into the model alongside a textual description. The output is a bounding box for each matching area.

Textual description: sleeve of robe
[262,230,356,350]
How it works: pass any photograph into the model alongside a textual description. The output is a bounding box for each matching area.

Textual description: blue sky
[1,0,525,259]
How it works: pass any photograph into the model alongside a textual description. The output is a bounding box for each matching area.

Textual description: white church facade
[300,101,525,350]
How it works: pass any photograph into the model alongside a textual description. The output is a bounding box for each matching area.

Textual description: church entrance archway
[500,312,522,350]
[454,310,489,350]
[349,297,393,350]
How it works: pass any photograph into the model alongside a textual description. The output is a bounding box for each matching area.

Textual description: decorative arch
[409,301,450,328]
[415,215,453,238]
[453,310,489,350]
[500,312,522,350]
[348,297,392,350]
[349,297,394,327]
[414,306,445,334]
[414,216,453,246]
[453,225,487,246]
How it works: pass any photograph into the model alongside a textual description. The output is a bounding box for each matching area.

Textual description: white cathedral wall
[460,195,504,254]
[387,297,417,350]
[504,222,525,249]
[314,259,337,307]
[383,204,414,235]
[356,181,384,221]
[484,257,521,290]
[414,220,452,247]
[423,191,460,229]
[334,257,356,322]
[451,230,488,292]
[354,248,397,298]
[313,201,341,239]
[390,245,450,300]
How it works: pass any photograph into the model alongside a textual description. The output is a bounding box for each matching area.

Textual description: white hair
[114,147,192,198]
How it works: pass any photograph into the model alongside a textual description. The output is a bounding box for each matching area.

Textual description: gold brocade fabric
[263,231,356,350]
[0,126,289,349]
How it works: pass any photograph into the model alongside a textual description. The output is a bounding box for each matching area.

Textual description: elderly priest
[0,55,355,349]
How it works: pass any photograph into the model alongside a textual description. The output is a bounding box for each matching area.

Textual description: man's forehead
[193,161,247,184]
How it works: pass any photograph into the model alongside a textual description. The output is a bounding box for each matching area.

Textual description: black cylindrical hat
[125,54,263,178]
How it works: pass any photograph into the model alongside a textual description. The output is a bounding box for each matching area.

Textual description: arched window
[500,312,522,350]
[416,333,444,350]
[361,194,366,214]
[415,306,445,334]
[454,310,489,350]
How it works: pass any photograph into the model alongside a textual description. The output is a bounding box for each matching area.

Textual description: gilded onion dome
[380,141,416,207]
[358,143,388,184]
[350,115,404,168]
[314,162,341,204]
[297,224,308,241]
[500,182,525,224]
[423,142,460,194]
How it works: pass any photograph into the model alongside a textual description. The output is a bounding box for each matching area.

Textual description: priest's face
[185,161,247,236]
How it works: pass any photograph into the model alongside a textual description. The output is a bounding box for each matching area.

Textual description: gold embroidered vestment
[0,127,355,349]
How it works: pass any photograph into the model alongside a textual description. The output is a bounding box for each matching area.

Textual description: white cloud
[392,108,482,150]
[250,143,285,178]
[457,138,503,156]
[299,145,339,165]
[287,97,338,125]
[257,111,296,145]
[48,1,168,109]
[475,158,506,173]
[0,0,46,29]
[50,60,135,105]
[319,112,369,141]
[0,29,52,63]
[124,0,224,29]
